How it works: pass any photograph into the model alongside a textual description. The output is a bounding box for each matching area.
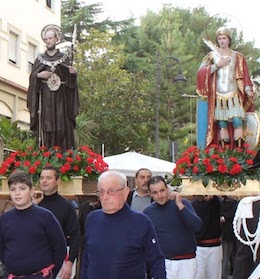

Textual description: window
[28,43,37,72]
[46,0,52,9]
[9,32,19,65]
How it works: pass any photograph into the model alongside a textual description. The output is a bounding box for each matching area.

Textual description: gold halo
[41,24,63,45]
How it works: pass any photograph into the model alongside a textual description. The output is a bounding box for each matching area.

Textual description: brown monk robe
[27,24,79,152]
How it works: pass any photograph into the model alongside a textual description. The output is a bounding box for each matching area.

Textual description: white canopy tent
[104,151,176,177]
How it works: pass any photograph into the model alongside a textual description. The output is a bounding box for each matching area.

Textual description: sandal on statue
[219,139,230,149]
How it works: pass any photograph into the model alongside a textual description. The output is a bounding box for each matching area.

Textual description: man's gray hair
[98,170,127,188]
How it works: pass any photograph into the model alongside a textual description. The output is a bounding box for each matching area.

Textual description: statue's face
[216,34,231,48]
[43,30,58,50]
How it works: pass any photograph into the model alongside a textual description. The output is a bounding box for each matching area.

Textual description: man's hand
[204,195,213,201]
[58,261,73,279]
[169,191,184,210]
[32,190,44,205]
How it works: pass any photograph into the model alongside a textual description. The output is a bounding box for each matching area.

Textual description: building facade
[0,0,60,129]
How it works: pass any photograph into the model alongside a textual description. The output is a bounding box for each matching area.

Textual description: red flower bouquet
[172,144,260,187]
[0,145,108,184]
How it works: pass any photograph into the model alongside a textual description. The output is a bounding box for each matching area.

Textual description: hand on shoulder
[32,190,44,205]
[169,191,184,210]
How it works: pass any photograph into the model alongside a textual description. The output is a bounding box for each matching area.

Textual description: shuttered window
[9,32,18,64]
[46,0,52,9]
[28,43,36,72]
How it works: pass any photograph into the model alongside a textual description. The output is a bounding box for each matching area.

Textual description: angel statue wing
[202,38,222,58]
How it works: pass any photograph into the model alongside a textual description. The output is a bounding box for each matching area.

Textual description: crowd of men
[0,167,259,279]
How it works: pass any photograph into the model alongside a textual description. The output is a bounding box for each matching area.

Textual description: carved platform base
[59,176,97,195]
[181,177,260,197]
[0,176,97,197]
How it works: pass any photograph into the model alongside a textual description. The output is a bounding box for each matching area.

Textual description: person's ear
[31,186,35,198]
[57,177,61,186]
[125,186,130,195]
[124,187,130,199]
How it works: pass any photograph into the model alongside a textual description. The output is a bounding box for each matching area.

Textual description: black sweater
[39,192,80,262]
[192,196,222,244]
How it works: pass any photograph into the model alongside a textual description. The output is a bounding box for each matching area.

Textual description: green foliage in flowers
[0,146,108,184]
[172,144,260,187]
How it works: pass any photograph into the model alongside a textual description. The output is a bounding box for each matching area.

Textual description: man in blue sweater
[0,171,67,278]
[80,170,166,279]
[143,176,203,279]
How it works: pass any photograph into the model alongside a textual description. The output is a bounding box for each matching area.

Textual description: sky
[85,0,260,48]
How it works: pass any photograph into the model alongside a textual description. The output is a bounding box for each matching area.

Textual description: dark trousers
[222,240,236,279]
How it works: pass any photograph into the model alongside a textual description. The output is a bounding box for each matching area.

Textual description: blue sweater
[0,204,67,277]
[81,203,166,279]
[143,199,203,258]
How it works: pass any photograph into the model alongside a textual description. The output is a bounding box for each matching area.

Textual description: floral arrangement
[0,145,108,184]
[172,144,260,187]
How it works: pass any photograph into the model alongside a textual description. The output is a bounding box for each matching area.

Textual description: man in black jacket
[32,166,80,279]
[77,198,101,273]
[127,168,153,212]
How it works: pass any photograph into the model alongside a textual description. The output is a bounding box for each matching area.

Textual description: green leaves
[200,176,209,187]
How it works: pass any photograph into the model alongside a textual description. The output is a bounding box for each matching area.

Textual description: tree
[74,112,98,147]
[61,0,134,43]
[75,29,153,155]
[0,116,35,151]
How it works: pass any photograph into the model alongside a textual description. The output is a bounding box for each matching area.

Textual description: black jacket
[126,189,153,206]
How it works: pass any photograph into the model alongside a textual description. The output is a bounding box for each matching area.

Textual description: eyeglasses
[96,187,125,197]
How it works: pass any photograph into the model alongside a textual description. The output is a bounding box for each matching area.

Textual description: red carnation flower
[43,152,51,157]
[206,165,214,173]
[14,161,21,167]
[85,166,93,174]
[23,161,31,167]
[55,153,63,159]
[218,165,227,173]
[193,166,199,174]
[29,166,37,174]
